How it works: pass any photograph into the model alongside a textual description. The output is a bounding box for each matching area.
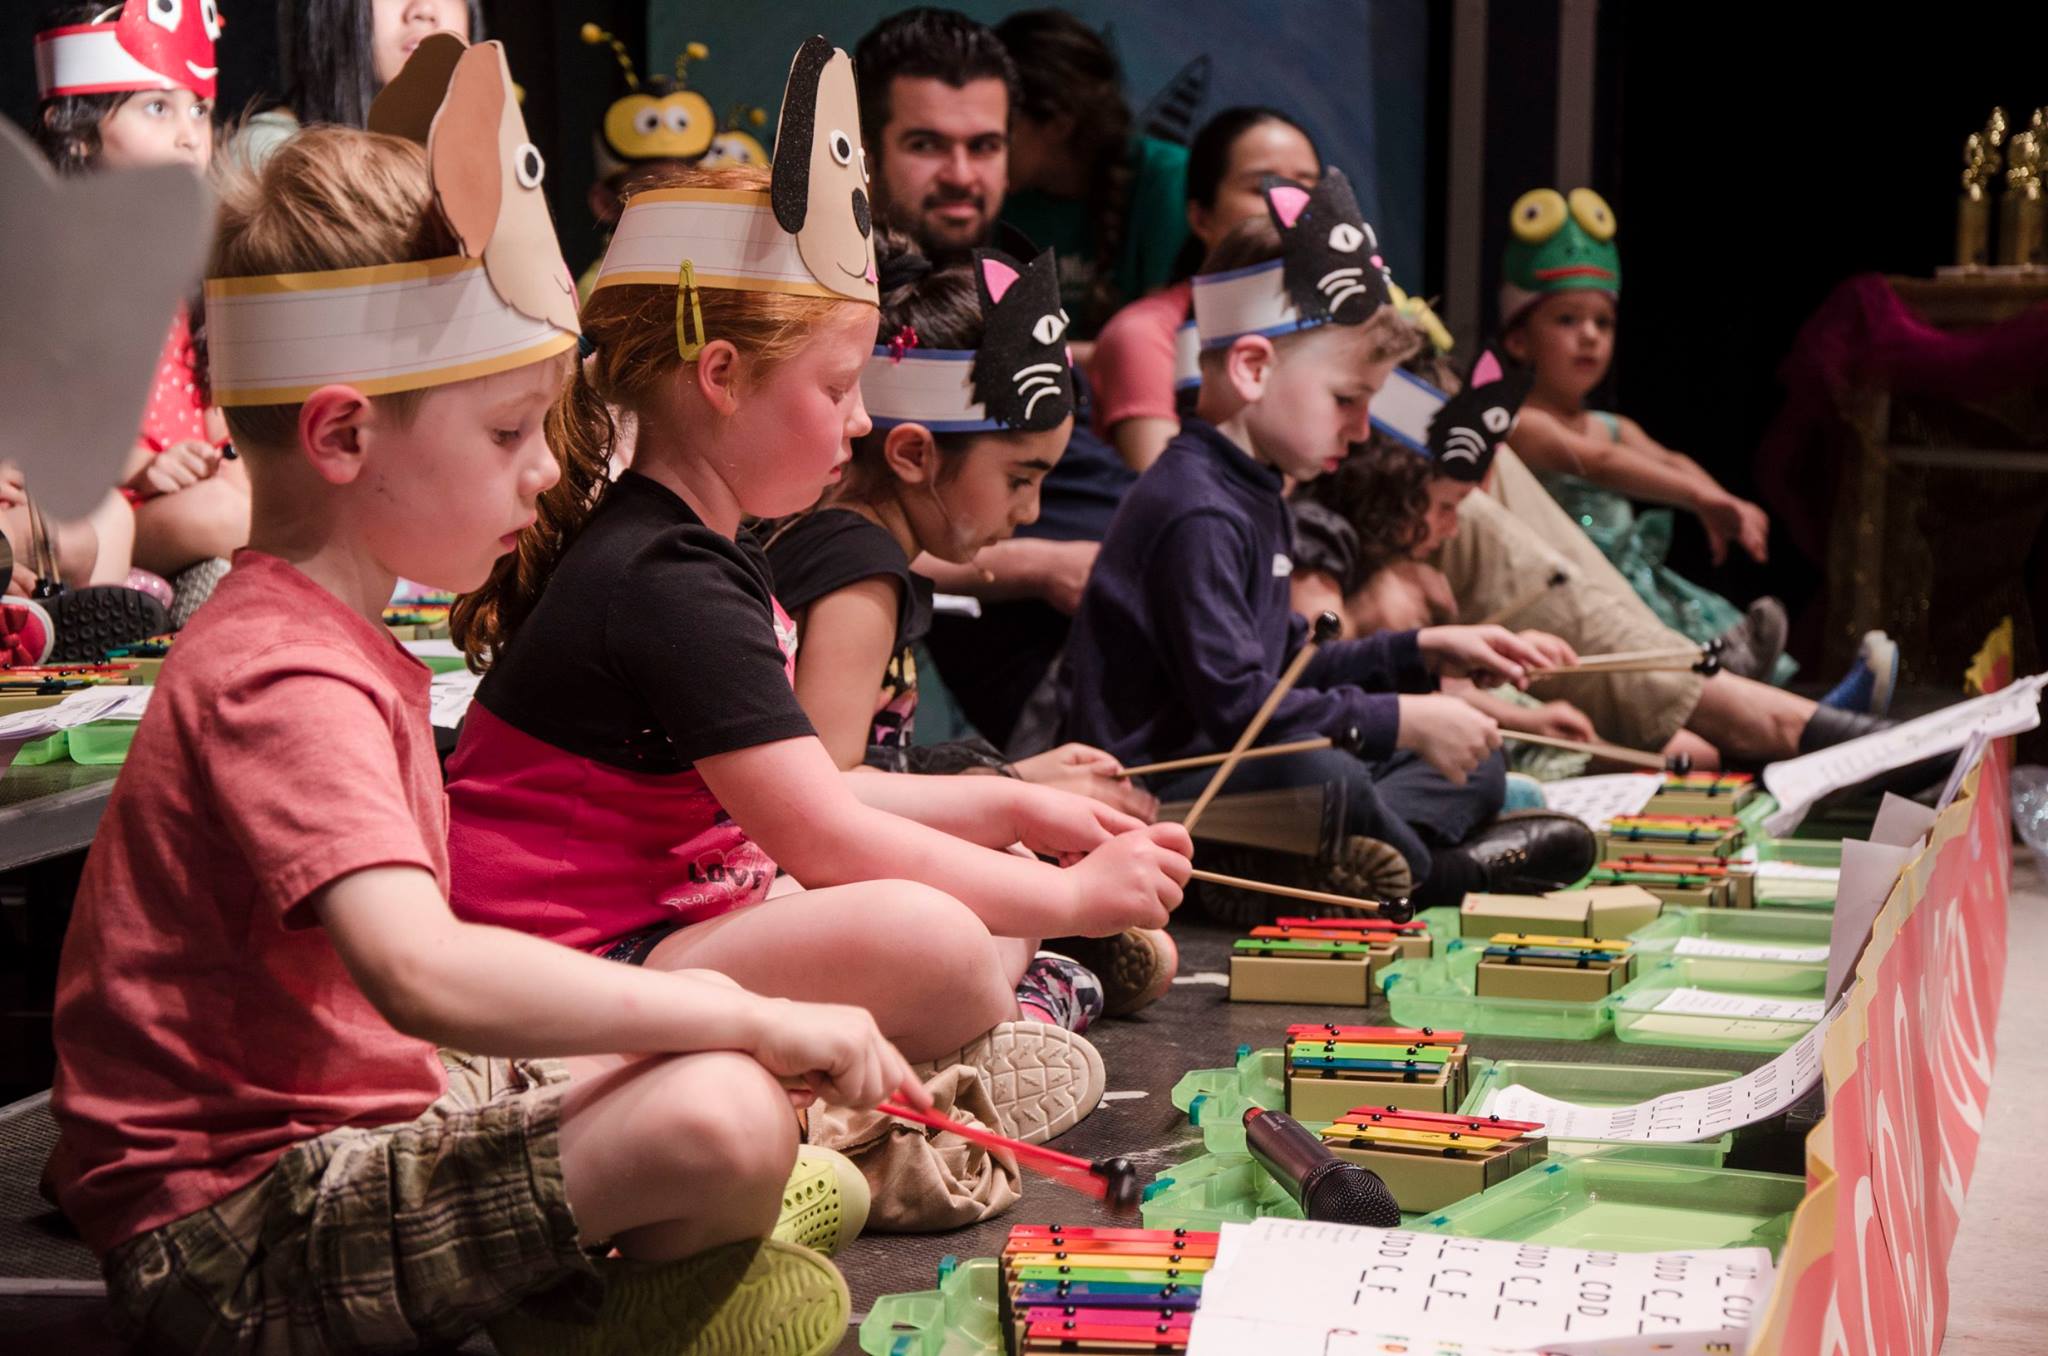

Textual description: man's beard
[883,190,989,262]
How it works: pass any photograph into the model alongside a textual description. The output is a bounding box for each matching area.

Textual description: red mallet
[877,1099,1143,1215]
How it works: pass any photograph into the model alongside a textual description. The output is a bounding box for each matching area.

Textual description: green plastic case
[1379,944,1615,1040]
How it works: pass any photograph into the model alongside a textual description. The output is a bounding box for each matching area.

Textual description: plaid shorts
[103,1051,602,1356]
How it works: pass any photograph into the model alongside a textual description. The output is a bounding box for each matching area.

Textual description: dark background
[4,1,2045,670]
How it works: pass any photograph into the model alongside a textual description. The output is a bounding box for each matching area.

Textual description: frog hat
[1498,187,1619,327]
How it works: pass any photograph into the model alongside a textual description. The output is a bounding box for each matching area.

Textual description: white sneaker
[915,1020,1106,1145]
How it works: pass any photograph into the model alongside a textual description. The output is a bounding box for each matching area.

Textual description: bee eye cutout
[1327,222,1365,253]
[1510,188,1568,243]
[1032,311,1069,346]
[149,0,183,31]
[828,130,854,166]
[1483,407,1512,434]
[514,143,545,190]
[634,107,660,136]
[663,103,693,134]
[1568,187,1616,241]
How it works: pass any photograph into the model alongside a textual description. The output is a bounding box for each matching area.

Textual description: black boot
[1429,810,1598,899]
[1796,705,1957,803]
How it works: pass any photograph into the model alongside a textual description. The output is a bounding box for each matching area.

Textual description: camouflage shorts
[103,1051,601,1355]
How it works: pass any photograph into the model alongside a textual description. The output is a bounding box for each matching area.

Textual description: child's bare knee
[647,1053,796,1184]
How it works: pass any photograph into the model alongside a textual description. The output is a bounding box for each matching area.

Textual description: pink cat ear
[981,258,1019,303]
[1269,184,1310,228]
[1472,350,1504,387]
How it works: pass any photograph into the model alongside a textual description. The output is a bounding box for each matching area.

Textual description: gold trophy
[2002,129,2045,267]
[1957,107,2007,268]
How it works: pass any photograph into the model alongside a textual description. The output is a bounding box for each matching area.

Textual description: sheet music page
[1476,1003,1836,1142]
[429,669,483,729]
[1763,674,2045,833]
[1672,936,1829,963]
[1188,1219,1773,1353]
[0,686,151,740]
[1650,988,1824,1021]
[1540,772,1660,830]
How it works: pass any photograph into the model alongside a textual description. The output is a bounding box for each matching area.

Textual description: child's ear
[881,423,938,485]
[1501,326,1530,365]
[691,339,744,415]
[1223,334,1274,403]
[297,385,372,485]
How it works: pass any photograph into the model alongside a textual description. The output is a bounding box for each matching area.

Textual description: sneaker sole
[773,1145,869,1257]
[916,1021,1106,1145]
[489,1239,849,1356]
[1191,838,1412,926]
[46,587,170,664]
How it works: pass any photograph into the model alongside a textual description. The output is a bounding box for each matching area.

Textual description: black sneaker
[1714,597,1789,681]
[44,586,172,664]
[1443,810,1598,894]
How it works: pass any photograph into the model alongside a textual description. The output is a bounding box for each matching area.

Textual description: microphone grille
[1302,1163,1402,1227]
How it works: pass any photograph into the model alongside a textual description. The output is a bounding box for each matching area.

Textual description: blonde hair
[1198,214,1421,369]
[452,163,867,668]
[206,126,463,452]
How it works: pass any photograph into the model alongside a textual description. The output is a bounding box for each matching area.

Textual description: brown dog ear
[367,30,466,146]
[428,43,508,257]
[770,35,832,234]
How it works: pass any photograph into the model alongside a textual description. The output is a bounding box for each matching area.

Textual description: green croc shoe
[773,1145,868,1257]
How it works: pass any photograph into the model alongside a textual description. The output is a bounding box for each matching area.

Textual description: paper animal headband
[1191,168,1392,350]
[1499,186,1620,325]
[582,24,715,177]
[203,34,579,406]
[593,34,878,325]
[1367,344,1532,483]
[35,0,221,102]
[863,248,1074,433]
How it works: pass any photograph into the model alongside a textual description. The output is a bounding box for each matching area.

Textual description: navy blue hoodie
[1060,417,1435,766]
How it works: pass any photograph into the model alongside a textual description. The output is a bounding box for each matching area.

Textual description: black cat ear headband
[1368,343,1534,483]
[861,247,1075,433]
[1190,166,1394,350]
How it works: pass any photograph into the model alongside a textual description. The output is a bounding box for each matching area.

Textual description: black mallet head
[1311,611,1341,644]
[1665,751,1693,776]
[1379,896,1416,924]
[1092,1157,1141,1215]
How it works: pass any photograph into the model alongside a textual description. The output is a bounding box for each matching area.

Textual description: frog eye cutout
[1510,188,1568,243]
[1568,187,1616,241]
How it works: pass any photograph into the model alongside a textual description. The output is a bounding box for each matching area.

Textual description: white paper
[1540,772,1661,830]
[429,670,482,729]
[1186,1219,1773,1354]
[1936,728,1988,812]
[1673,936,1829,963]
[1762,674,2047,833]
[0,686,151,740]
[1650,987,1824,1022]
[402,638,463,660]
[1741,859,1840,885]
[1870,792,1938,847]
[1478,1002,1836,1142]
[1827,838,1913,1004]
[931,592,982,619]
[1189,1318,1764,1356]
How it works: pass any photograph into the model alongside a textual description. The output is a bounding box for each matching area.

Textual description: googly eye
[829,130,853,166]
[1510,188,1568,243]
[1032,312,1069,346]
[1483,407,1512,434]
[514,143,545,190]
[1327,222,1364,253]
[859,146,870,185]
[663,103,694,134]
[634,107,661,136]
[200,0,221,39]
[1568,187,1616,241]
[149,0,183,32]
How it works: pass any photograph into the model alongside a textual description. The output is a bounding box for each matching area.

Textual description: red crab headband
[35,0,222,103]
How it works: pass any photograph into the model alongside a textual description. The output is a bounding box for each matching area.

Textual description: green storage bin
[1379,944,1614,1040]
[1611,959,1823,1053]
[1461,1058,1736,1167]
[1628,907,1833,964]
[13,731,68,765]
[1415,1156,1806,1257]
[1171,1046,1284,1154]
[859,1256,1000,1356]
[67,720,139,765]
[1141,1150,1305,1231]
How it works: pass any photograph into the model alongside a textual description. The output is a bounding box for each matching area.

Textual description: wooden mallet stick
[1181,611,1341,833]
[1477,569,1568,627]
[1118,728,1361,780]
[1187,868,1414,921]
[1502,729,1687,773]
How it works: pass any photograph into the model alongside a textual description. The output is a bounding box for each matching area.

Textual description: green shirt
[999,135,1191,336]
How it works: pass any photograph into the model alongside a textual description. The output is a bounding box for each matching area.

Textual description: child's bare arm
[1509,407,1712,511]
[788,579,900,770]
[316,864,929,1109]
[843,763,1144,857]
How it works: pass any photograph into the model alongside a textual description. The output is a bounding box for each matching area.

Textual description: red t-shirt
[1089,281,1193,433]
[47,552,448,1255]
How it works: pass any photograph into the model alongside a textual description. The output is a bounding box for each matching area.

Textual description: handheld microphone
[1244,1107,1401,1226]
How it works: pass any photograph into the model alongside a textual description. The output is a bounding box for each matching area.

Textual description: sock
[1013,952,1105,1034]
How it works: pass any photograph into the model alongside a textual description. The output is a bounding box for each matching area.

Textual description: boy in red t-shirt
[46,38,921,1356]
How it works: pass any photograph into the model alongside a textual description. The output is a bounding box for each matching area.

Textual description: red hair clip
[886,324,920,362]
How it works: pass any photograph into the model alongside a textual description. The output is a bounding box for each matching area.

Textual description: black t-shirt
[764,507,933,755]
[475,471,815,774]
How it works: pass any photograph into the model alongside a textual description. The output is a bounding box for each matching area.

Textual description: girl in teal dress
[1495,187,1795,684]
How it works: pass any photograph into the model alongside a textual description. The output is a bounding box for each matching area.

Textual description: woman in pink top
[1090,107,1323,472]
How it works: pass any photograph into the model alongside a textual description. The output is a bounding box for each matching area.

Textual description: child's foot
[1820,630,1898,717]
[1,596,55,666]
[1015,951,1105,1034]
[43,585,171,663]
[168,556,232,630]
[772,1145,868,1258]
[1713,597,1788,681]
[1041,927,1179,1018]
[488,1238,848,1356]
[914,1020,1106,1145]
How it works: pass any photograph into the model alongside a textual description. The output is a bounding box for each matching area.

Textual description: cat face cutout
[970,248,1074,431]
[1428,346,1532,482]
[1262,167,1392,328]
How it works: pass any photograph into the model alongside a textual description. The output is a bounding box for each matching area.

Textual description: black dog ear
[771,35,832,233]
